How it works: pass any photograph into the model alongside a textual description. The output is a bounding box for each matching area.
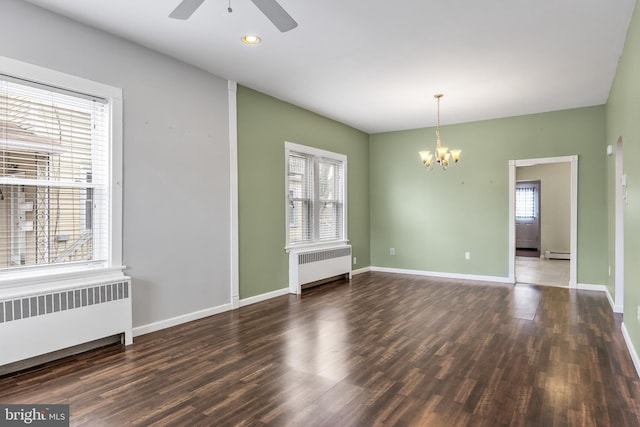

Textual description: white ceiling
[23,0,636,133]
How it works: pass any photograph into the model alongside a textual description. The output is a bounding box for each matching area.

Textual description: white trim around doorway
[508,155,578,288]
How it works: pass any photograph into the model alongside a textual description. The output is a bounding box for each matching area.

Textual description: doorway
[614,137,624,313]
[515,180,541,258]
[508,156,577,288]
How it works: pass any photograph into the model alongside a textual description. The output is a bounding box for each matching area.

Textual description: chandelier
[419,94,461,170]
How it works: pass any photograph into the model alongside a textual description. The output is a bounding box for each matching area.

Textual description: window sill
[285,240,350,253]
[0,265,127,297]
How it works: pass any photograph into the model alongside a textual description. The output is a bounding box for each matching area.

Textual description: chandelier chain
[436,95,441,146]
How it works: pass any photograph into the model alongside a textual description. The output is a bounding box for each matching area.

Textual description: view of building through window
[318,158,343,241]
[286,144,345,246]
[0,78,108,271]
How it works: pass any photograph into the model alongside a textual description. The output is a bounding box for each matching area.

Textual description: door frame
[614,137,624,313]
[508,155,577,288]
[515,180,541,254]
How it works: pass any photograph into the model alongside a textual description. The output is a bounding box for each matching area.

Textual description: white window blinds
[0,76,109,272]
[288,152,313,244]
[286,143,346,247]
[318,158,344,241]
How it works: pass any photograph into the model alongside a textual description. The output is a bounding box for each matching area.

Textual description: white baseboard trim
[240,287,289,307]
[133,287,292,337]
[622,322,640,379]
[607,288,624,314]
[241,269,370,305]
[576,283,607,292]
[605,288,615,312]
[133,303,233,337]
[352,267,371,275]
[231,295,240,310]
[370,266,513,284]
[602,287,623,313]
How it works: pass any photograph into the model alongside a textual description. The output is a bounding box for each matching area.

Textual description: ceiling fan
[169,0,298,32]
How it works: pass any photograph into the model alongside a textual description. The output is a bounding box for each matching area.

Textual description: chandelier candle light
[419,94,461,170]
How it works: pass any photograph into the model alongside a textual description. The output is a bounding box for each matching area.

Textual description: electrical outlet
[637,305,640,322]
[609,265,611,276]
[390,248,395,255]
[353,257,357,265]
[465,251,471,260]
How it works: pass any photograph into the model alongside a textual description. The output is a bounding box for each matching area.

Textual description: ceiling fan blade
[250,0,298,32]
[169,0,206,20]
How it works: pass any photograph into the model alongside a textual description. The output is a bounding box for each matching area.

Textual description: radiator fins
[0,281,129,323]
[298,247,351,265]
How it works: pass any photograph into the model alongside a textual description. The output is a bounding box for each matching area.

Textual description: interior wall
[370,106,607,283]
[606,0,640,352]
[2,0,629,342]
[517,163,571,255]
[237,86,370,299]
[0,0,232,329]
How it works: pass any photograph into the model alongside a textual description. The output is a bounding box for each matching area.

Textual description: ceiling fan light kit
[169,0,298,33]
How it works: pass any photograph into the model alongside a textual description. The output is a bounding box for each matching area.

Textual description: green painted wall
[237,86,370,299]
[370,106,607,283]
[606,1,640,348]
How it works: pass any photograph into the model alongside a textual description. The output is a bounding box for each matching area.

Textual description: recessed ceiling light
[241,35,261,45]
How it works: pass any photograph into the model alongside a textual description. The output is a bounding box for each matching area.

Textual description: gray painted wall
[1,0,232,328]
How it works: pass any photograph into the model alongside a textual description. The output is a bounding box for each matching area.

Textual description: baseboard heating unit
[0,275,133,368]
[289,245,352,294]
[545,250,570,260]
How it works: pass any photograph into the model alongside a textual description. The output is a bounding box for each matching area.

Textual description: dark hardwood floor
[1,272,640,426]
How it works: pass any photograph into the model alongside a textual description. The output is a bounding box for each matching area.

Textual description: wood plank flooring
[1,272,640,426]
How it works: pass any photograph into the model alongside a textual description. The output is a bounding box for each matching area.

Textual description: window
[285,142,346,247]
[0,57,122,282]
[515,186,537,219]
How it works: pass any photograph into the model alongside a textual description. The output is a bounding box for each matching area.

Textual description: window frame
[0,56,124,288]
[515,186,537,219]
[284,141,347,251]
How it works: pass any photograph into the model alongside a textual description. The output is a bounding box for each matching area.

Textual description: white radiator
[0,275,132,367]
[289,245,352,294]
[544,250,570,260]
